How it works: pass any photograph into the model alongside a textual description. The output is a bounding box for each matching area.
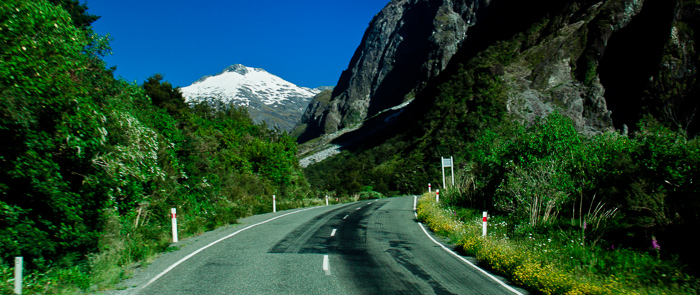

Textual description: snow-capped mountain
[181,64,328,131]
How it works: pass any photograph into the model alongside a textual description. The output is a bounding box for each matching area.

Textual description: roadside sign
[441,156,455,189]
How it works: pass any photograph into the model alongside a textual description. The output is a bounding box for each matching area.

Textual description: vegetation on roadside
[418,192,699,294]
[0,0,325,293]
[417,111,700,294]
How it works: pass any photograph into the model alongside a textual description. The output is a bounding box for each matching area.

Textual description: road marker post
[326,195,329,206]
[482,211,488,237]
[273,195,276,213]
[428,183,431,193]
[171,208,178,243]
[436,189,440,203]
[14,256,22,295]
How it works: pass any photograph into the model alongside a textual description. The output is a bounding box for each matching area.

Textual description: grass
[416,193,699,294]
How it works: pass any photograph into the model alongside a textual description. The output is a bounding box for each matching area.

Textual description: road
[116,196,526,294]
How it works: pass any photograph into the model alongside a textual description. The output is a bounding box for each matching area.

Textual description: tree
[143,74,187,114]
[47,0,99,28]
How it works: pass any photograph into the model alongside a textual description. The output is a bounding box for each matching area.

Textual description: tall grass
[417,193,699,294]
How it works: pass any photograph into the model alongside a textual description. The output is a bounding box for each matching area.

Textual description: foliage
[47,0,99,29]
[0,0,313,292]
[417,193,699,294]
[459,112,700,265]
[1,0,115,267]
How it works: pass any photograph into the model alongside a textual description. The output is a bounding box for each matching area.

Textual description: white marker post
[171,208,178,243]
[326,195,329,206]
[428,183,431,193]
[14,256,22,295]
[482,211,488,237]
[273,195,276,213]
[436,189,440,203]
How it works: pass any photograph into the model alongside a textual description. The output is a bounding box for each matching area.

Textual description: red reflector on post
[483,217,487,222]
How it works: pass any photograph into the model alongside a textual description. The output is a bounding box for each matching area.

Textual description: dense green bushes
[418,193,698,294]
[1,0,117,267]
[0,0,313,292]
[441,112,700,278]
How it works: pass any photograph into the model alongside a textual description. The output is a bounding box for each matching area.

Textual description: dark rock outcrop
[299,0,700,143]
[297,0,485,141]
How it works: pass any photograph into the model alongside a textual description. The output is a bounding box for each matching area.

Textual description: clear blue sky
[88,0,389,88]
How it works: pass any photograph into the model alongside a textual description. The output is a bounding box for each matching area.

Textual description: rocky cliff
[297,0,486,142]
[501,0,698,135]
[298,0,700,143]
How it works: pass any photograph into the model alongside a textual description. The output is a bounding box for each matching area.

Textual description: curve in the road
[135,196,527,294]
[141,206,320,289]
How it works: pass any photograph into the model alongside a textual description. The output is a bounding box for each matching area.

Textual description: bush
[417,192,698,294]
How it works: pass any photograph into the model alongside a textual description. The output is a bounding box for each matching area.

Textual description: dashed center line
[323,255,331,275]
[356,207,362,210]
[330,229,337,237]
[343,215,349,219]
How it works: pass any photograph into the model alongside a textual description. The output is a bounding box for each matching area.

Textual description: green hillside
[0,0,313,292]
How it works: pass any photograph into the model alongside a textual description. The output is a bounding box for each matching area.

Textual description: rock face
[505,0,699,135]
[182,64,327,132]
[501,1,635,135]
[297,0,486,141]
[299,0,700,143]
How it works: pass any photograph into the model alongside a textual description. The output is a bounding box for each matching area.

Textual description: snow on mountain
[181,64,326,131]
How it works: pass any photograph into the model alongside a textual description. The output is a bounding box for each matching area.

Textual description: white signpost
[441,156,455,189]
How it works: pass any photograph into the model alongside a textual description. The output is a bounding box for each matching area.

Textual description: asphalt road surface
[115,196,527,295]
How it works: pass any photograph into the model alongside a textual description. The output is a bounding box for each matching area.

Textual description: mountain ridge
[181,64,330,131]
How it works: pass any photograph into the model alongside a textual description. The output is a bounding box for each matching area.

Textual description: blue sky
[88,0,389,88]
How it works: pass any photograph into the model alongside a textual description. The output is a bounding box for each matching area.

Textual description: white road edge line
[142,206,320,289]
[331,228,337,237]
[416,220,523,295]
[323,255,331,275]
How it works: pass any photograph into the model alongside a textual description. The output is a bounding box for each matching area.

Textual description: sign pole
[451,156,455,186]
[442,158,446,189]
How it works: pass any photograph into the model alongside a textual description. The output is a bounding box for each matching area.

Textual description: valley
[2,0,699,294]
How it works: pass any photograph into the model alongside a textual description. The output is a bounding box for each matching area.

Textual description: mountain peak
[220,64,266,76]
[181,64,321,132]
